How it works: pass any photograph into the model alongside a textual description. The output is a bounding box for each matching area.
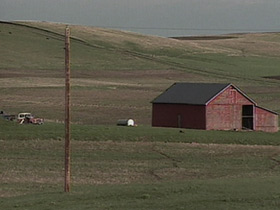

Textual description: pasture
[0,21,280,209]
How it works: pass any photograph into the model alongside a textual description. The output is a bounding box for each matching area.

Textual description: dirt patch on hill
[264,76,280,81]
[171,33,280,56]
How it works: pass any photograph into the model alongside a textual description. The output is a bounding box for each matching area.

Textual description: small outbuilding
[151,83,278,132]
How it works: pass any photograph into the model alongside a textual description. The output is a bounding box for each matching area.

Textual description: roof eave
[152,102,206,105]
[150,83,177,104]
[256,105,279,115]
[205,83,231,105]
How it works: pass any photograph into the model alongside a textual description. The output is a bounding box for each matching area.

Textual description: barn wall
[206,104,241,130]
[255,107,279,132]
[206,86,254,130]
[152,104,206,129]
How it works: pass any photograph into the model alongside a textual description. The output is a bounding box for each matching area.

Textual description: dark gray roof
[152,83,231,105]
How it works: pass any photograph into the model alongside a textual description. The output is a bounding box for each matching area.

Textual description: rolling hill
[1,21,280,209]
[0,21,279,125]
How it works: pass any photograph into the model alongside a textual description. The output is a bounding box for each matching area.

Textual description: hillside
[0,21,280,125]
[1,21,280,209]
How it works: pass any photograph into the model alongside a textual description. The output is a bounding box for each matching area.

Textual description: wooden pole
[64,26,71,193]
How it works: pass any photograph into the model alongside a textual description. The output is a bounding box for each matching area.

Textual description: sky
[1,0,280,37]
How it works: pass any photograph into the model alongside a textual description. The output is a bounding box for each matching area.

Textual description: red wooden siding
[206,105,240,130]
[152,104,206,129]
[255,107,279,132]
[206,86,254,130]
[208,86,253,105]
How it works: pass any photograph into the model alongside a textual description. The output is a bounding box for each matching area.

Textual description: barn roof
[152,82,255,105]
[256,106,279,115]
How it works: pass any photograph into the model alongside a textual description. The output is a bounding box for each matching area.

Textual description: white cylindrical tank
[127,119,134,126]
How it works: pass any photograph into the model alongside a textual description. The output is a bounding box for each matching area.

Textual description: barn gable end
[207,85,255,105]
[206,85,255,130]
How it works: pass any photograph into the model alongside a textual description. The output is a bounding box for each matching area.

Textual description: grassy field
[1,120,280,209]
[1,119,280,145]
[1,119,280,209]
[1,21,280,124]
[1,21,280,209]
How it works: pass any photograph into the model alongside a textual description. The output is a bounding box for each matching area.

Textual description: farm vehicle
[17,113,44,125]
[1,111,44,125]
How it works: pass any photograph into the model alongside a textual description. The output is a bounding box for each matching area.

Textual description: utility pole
[64,26,71,193]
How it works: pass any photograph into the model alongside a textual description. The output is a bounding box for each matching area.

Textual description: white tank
[127,119,134,126]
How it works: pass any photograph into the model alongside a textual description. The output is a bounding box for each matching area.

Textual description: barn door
[242,105,254,130]
[177,115,182,128]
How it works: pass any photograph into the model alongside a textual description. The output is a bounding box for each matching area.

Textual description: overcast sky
[1,0,280,37]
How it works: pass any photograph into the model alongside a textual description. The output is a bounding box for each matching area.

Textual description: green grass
[0,23,64,70]
[0,119,279,145]
[1,120,280,209]
[1,177,280,210]
[0,22,169,71]
[1,133,280,209]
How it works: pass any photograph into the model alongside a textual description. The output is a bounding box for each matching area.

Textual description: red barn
[152,83,278,132]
